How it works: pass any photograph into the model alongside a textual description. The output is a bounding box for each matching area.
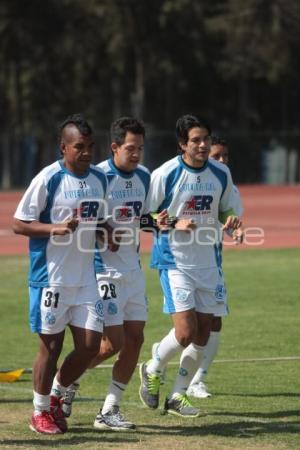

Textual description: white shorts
[96,268,148,327]
[159,267,228,316]
[29,283,104,334]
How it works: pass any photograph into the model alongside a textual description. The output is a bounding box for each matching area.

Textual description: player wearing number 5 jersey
[13,114,107,434]
[139,114,242,418]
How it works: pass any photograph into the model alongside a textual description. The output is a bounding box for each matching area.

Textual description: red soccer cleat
[50,395,68,433]
[30,411,62,434]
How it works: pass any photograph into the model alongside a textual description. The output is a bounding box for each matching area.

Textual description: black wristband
[169,217,178,229]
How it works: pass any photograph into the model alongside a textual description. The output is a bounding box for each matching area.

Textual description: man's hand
[232,227,244,244]
[97,222,125,252]
[156,210,197,232]
[174,218,197,231]
[222,215,243,244]
[222,215,242,232]
[156,210,173,230]
[108,229,125,252]
[52,218,79,235]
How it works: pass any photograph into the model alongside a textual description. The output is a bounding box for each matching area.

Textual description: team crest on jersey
[95,300,104,319]
[45,312,56,325]
[215,284,226,300]
[182,195,213,215]
[107,302,118,315]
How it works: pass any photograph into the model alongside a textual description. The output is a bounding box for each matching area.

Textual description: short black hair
[175,114,211,148]
[211,135,228,146]
[59,113,92,142]
[110,116,145,146]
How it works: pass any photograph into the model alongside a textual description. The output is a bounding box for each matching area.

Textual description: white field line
[1,355,299,374]
[96,355,300,369]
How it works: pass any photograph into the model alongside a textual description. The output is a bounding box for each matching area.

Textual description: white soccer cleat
[152,342,167,385]
[187,381,211,399]
[94,405,136,431]
[61,382,80,417]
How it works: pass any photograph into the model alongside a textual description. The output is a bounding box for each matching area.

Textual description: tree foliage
[0,0,299,185]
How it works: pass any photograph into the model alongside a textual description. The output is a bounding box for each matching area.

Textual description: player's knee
[174,319,197,347]
[86,343,101,360]
[37,350,60,368]
[39,342,63,363]
[101,344,119,360]
[211,317,222,332]
[175,330,194,347]
[101,335,123,359]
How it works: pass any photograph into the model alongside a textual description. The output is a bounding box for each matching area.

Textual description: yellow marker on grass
[0,368,25,382]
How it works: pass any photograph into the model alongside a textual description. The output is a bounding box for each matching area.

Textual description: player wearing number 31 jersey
[13,114,107,435]
[15,160,107,292]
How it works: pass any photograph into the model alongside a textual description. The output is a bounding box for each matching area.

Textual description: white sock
[101,380,127,415]
[170,343,204,398]
[190,331,221,385]
[33,391,50,415]
[147,328,184,375]
[50,374,68,398]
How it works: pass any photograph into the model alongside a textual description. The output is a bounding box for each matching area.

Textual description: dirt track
[1,185,300,255]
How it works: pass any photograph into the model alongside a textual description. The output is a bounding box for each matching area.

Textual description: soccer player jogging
[13,115,107,434]
[62,117,150,431]
[186,135,244,399]
[139,115,242,417]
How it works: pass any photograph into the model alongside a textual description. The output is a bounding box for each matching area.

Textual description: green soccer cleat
[139,361,161,409]
[163,394,205,418]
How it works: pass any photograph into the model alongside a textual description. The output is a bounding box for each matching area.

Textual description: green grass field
[0,249,300,449]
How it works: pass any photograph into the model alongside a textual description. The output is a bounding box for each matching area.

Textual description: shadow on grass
[0,399,32,404]
[0,432,138,447]
[211,410,300,419]
[0,397,103,405]
[0,418,299,445]
[139,419,300,438]
[215,392,300,398]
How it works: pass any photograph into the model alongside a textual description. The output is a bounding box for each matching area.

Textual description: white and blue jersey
[231,184,243,217]
[149,155,237,271]
[94,158,151,275]
[14,160,107,287]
